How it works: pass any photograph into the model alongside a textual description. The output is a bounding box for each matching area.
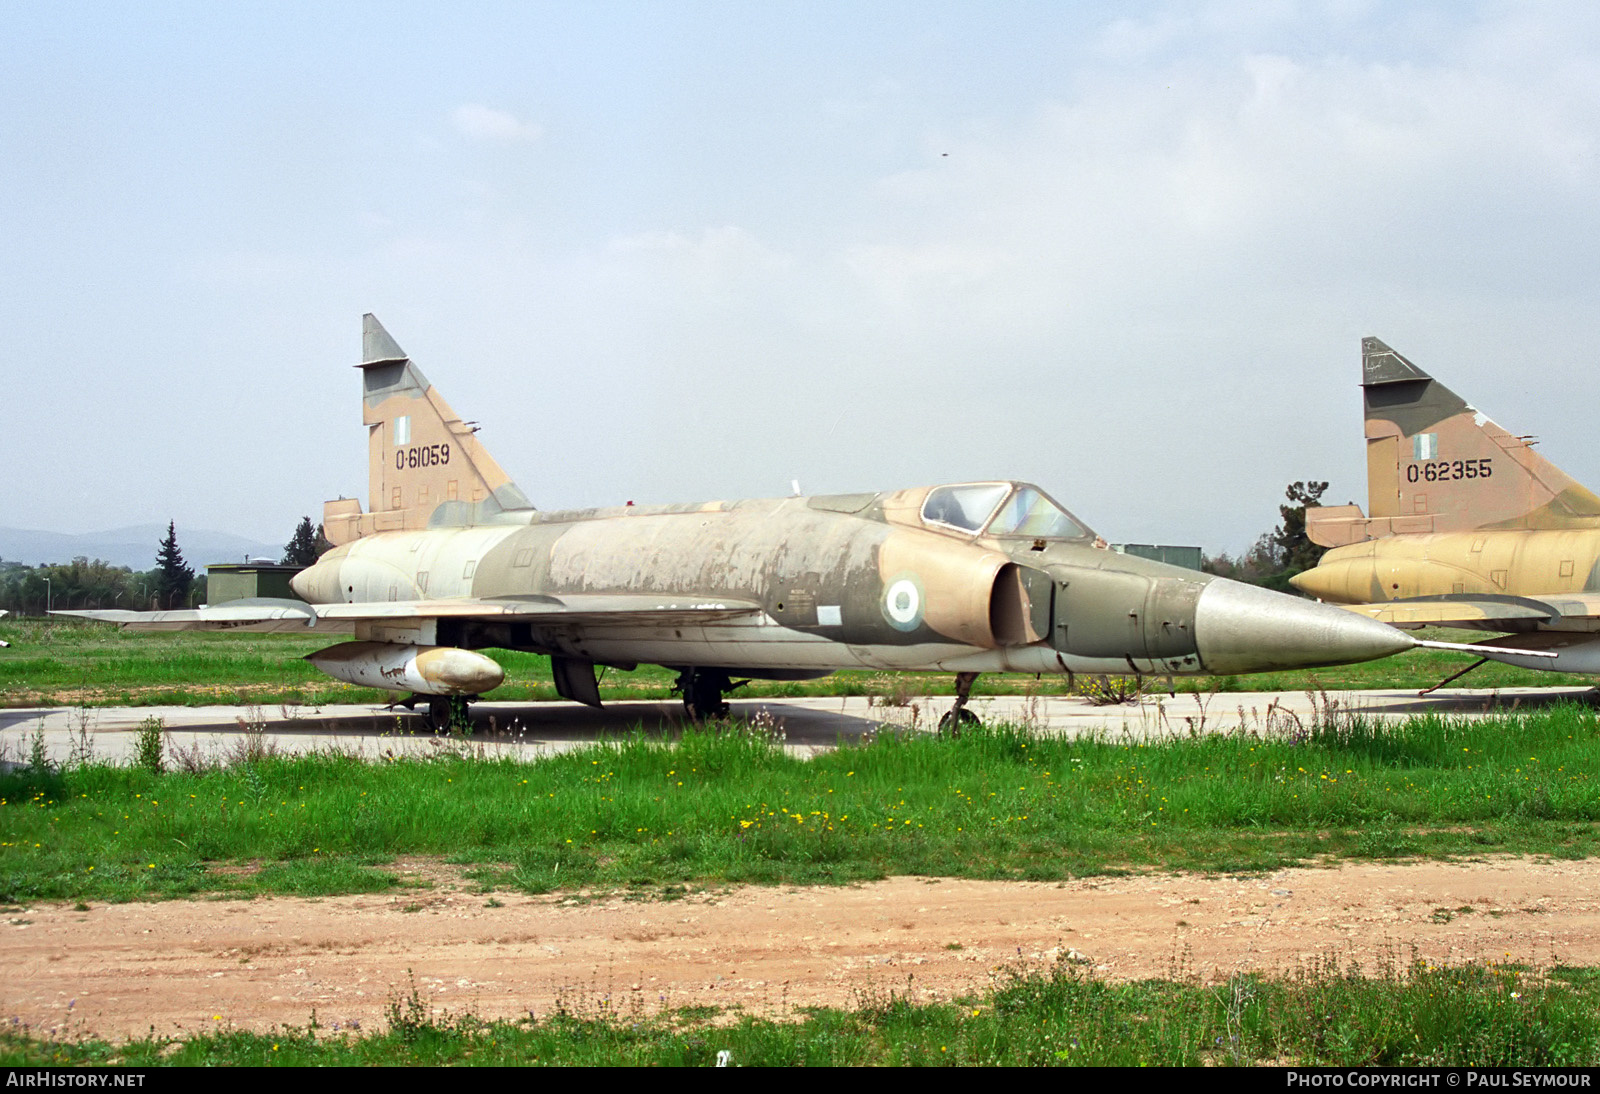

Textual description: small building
[1111,543,1204,572]
[205,561,304,604]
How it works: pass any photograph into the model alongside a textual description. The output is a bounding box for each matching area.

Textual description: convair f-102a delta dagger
[69,316,1442,730]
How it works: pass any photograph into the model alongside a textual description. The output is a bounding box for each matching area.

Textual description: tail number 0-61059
[396,444,450,470]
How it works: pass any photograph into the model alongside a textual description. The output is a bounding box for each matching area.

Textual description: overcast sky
[4,1,1598,556]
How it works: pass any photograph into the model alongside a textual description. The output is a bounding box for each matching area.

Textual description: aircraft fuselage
[1296,529,1600,607]
[292,484,1411,681]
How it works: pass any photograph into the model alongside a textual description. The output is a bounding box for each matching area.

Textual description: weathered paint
[306,641,504,696]
[62,316,1420,705]
[295,319,1410,688]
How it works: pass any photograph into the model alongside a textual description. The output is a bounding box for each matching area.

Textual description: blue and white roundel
[882,574,924,632]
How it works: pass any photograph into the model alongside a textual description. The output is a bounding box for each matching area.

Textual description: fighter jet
[67,316,1428,729]
[1292,337,1600,676]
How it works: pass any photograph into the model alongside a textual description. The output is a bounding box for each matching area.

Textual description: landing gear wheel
[677,668,732,721]
[426,696,471,734]
[938,706,981,737]
[939,671,983,738]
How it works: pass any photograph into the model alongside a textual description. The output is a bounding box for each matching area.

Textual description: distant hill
[0,525,284,571]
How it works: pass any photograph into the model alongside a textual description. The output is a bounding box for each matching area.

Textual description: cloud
[844,242,1000,307]
[602,225,792,286]
[450,104,542,143]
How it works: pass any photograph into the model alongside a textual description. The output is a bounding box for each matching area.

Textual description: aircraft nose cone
[1194,578,1412,674]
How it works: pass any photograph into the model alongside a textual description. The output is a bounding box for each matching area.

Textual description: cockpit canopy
[920,482,1094,541]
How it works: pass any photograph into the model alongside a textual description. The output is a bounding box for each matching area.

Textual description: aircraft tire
[425,696,473,734]
[682,669,731,721]
[938,706,981,738]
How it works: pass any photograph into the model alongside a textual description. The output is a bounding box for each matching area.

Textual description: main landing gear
[938,671,982,736]
[674,668,745,720]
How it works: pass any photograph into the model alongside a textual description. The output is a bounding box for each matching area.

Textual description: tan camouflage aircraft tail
[1307,337,1600,548]
[322,315,534,546]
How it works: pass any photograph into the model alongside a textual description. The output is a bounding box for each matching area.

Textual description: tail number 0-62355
[1406,458,1491,483]
[396,444,450,470]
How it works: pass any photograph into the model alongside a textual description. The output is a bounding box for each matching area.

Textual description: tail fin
[1308,337,1600,547]
[322,315,533,546]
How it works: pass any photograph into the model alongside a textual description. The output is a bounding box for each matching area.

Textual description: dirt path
[7,857,1600,1042]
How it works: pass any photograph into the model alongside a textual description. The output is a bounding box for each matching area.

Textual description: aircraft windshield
[986,485,1092,540]
[921,483,1011,533]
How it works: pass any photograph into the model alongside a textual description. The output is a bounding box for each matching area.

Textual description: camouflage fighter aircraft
[68,317,1438,729]
[1292,337,1600,677]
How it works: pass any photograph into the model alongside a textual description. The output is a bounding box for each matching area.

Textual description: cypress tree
[281,516,323,567]
[155,521,195,609]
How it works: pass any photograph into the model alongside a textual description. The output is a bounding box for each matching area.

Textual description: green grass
[5,955,1596,1066]
[2,618,1592,708]
[5,705,1600,903]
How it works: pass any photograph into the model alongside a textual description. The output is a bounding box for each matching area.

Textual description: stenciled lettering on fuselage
[1405,458,1493,484]
[395,444,451,470]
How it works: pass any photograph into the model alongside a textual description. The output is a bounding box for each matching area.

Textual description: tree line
[1202,481,1330,593]
[0,517,330,616]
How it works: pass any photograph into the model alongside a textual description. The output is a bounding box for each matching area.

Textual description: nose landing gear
[938,671,982,736]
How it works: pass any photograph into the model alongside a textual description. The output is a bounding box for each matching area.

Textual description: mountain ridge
[0,524,286,571]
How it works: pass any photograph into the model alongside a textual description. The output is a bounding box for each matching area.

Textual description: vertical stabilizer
[1307,337,1600,547]
[322,315,534,545]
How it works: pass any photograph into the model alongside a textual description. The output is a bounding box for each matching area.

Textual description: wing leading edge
[56,595,765,634]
